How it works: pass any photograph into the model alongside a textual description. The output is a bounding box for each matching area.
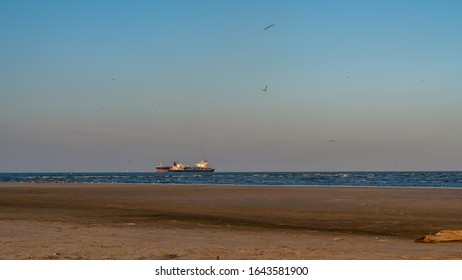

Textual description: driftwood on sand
[415,230,462,243]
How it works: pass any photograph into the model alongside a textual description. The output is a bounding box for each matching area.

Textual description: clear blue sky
[1,0,462,172]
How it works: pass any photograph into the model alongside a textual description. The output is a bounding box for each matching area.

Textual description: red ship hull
[168,168,215,172]
[155,166,170,172]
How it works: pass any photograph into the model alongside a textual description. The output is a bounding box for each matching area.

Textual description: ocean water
[1,171,462,188]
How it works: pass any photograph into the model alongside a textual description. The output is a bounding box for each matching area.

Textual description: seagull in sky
[328,140,337,143]
[260,85,268,92]
[96,108,103,112]
[264,24,275,30]
[112,78,116,83]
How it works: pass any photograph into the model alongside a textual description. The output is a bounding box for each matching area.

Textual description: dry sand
[0,183,461,260]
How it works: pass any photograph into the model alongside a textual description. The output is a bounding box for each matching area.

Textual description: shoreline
[1,183,462,259]
[3,182,462,190]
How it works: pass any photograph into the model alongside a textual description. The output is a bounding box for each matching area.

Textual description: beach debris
[333,237,344,241]
[375,238,391,243]
[415,230,462,243]
[123,222,137,226]
[264,24,275,30]
[158,253,178,260]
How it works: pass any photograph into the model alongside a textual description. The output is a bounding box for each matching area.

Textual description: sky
[1,0,462,172]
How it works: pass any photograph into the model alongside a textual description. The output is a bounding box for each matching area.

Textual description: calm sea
[1,172,462,188]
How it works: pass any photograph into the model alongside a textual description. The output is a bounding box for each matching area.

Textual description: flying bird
[112,78,116,83]
[264,24,275,30]
[328,140,337,143]
[260,85,268,92]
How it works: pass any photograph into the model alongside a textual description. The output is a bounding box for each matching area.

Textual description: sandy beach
[0,183,461,260]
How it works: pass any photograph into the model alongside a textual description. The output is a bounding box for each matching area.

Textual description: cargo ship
[156,160,215,172]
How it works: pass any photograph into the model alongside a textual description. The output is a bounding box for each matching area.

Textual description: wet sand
[1,183,461,259]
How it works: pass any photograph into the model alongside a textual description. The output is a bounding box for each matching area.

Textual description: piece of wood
[415,230,462,243]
